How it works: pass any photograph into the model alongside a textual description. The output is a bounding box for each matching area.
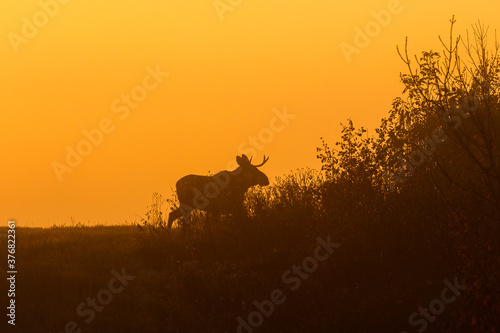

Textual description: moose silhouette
[167,154,270,228]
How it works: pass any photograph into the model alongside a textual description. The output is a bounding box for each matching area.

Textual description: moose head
[234,154,270,187]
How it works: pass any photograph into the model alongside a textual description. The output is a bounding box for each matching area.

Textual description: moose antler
[251,156,269,167]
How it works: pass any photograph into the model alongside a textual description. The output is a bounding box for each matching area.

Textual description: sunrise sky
[1,0,499,227]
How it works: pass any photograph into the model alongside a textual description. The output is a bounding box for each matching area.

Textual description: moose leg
[169,202,196,228]
[167,208,182,229]
[179,203,194,227]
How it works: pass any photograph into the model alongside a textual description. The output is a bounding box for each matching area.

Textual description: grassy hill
[2,169,494,332]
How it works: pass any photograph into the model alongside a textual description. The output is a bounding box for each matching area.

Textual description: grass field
[0,200,484,332]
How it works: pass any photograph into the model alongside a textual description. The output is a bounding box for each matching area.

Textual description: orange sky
[1,0,500,227]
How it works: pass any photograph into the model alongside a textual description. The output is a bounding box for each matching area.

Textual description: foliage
[140,192,167,229]
[317,18,500,332]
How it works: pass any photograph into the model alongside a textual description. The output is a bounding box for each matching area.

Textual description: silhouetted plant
[317,18,499,332]
[140,192,167,229]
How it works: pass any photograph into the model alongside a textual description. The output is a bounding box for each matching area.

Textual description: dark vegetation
[3,20,499,332]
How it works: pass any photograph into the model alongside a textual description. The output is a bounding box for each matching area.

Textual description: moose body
[167,155,269,228]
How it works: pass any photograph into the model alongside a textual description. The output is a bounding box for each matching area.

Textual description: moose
[167,154,270,228]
